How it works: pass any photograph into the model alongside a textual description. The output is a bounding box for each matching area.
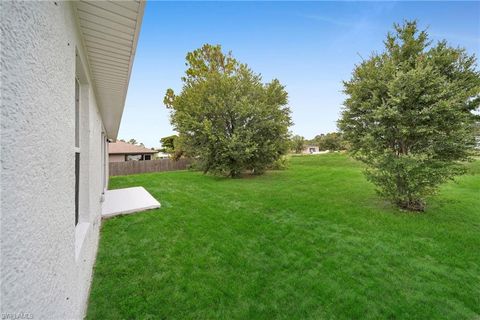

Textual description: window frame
[75,77,80,226]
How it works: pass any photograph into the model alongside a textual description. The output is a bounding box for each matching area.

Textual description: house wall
[302,146,320,154]
[109,154,126,163]
[1,2,106,319]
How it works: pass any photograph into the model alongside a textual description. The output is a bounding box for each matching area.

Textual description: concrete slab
[102,187,160,219]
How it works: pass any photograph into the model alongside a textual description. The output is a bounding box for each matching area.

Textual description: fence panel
[109,158,192,176]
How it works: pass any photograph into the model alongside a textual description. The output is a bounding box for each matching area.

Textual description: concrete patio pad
[102,187,160,219]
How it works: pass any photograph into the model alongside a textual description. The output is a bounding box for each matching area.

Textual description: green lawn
[87,154,480,319]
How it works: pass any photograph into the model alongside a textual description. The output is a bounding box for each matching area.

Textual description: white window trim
[75,222,90,261]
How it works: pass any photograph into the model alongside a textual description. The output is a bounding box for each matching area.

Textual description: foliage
[291,135,306,153]
[160,135,176,153]
[160,135,184,160]
[268,155,290,170]
[119,138,144,147]
[338,21,480,211]
[88,154,480,319]
[314,132,346,151]
[164,44,292,177]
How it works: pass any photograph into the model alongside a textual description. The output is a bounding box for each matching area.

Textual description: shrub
[338,21,480,211]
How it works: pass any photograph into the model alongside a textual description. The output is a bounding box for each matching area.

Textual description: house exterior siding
[1,2,107,318]
[302,146,320,154]
[109,154,126,163]
[108,154,156,162]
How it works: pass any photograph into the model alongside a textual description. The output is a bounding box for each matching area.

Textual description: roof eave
[109,151,158,155]
[73,1,146,140]
[108,1,145,140]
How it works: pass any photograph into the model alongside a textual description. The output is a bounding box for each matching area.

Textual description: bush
[338,21,480,211]
[269,155,290,170]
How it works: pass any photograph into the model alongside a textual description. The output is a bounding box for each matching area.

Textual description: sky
[119,1,480,148]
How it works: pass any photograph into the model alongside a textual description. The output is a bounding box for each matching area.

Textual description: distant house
[303,145,320,154]
[109,141,158,162]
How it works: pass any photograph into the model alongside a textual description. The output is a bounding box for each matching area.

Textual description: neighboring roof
[109,141,158,155]
[72,0,145,140]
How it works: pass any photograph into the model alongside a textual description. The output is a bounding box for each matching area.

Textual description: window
[75,78,80,226]
[75,153,80,226]
[144,155,151,160]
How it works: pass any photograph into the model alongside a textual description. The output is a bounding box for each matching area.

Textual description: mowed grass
[87,154,480,319]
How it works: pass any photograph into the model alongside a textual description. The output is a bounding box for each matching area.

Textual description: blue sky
[120,1,480,148]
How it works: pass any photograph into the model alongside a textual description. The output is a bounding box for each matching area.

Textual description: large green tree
[291,135,306,153]
[314,132,346,151]
[338,21,480,211]
[164,44,292,177]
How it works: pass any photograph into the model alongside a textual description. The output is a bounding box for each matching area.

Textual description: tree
[314,132,345,151]
[338,21,480,211]
[120,138,146,146]
[164,44,292,177]
[160,135,177,153]
[291,135,305,153]
[160,135,184,160]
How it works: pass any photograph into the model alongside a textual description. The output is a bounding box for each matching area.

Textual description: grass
[87,154,480,319]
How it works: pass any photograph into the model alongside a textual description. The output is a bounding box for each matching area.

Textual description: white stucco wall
[1,2,107,319]
[302,146,320,154]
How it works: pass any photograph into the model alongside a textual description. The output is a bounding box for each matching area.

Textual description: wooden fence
[109,158,192,176]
